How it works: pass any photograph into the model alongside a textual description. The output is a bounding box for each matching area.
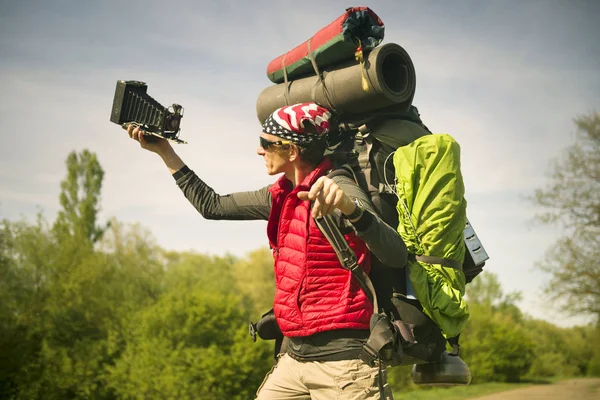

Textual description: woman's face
[257,132,294,176]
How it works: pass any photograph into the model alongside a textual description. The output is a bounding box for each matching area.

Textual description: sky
[1,0,599,327]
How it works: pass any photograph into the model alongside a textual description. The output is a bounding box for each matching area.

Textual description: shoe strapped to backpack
[411,350,472,386]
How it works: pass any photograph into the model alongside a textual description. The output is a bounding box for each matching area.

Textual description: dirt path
[470,378,600,400]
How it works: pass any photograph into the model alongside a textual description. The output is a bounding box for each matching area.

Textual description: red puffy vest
[267,159,372,337]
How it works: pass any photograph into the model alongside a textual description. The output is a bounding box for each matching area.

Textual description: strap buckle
[248,322,257,343]
[342,257,360,272]
[360,343,379,367]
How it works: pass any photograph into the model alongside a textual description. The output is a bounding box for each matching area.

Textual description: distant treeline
[1,150,598,399]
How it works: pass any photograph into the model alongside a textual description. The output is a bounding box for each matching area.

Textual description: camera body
[110,80,186,143]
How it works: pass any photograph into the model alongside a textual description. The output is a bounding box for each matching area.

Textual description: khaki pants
[255,354,394,400]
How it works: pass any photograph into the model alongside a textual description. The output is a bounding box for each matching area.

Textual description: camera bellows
[110,80,186,144]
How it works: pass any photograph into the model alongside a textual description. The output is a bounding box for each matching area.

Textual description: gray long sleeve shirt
[173,166,407,268]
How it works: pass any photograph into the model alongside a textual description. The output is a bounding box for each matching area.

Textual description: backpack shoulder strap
[326,165,354,180]
[314,215,378,314]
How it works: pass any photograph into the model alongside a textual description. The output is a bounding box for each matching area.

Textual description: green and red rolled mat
[257,42,416,123]
[266,7,385,84]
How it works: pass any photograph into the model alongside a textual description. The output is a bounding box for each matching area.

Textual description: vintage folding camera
[110,80,186,143]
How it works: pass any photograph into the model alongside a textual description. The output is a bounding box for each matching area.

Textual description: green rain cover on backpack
[393,133,469,338]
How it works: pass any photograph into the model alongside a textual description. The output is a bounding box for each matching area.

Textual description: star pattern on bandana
[262,114,321,146]
[262,103,331,147]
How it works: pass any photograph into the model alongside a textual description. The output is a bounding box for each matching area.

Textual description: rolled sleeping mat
[256,42,416,124]
[266,6,385,84]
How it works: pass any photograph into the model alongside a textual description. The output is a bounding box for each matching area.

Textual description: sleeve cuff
[350,210,373,231]
[172,165,191,180]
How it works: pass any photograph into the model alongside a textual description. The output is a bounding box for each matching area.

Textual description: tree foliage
[106,288,271,399]
[3,148,599,398]
[531,112,600,319]
[522,319,594,378]
[54,150,108,244]
[466,272,523,321]
[588,325,600,377]
[232,248,276,317]
[0,150,274,399]
[533,113,600,230]
[460,302,534,383]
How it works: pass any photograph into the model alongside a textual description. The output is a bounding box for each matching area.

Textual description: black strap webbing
[408,254,463,270]
[281,54,290,106]
[447,335,461,356]
[307,38,336,112]
[314,215,378,314]
[315,214,392,400]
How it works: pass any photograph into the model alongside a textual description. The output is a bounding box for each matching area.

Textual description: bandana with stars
[262,103,331,147]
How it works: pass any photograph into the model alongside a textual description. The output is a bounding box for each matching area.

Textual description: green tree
[523,319,592,378]
[54,150,108,244]
[2,218,168,400]
[466,272,523,321]
[106,285,272,399]
[0,150,168,399]
[233,248,276,317]
[531,112,600,319]
[589,325,600,376]
[1,149,279,399]
[456,273,534,382]
[0,219,40,398]
[0,216,64,399]
[161,250,238,295]
[12,150,111,399]
[460,303,534,383]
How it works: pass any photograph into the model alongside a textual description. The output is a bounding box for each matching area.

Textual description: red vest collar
[270,158,333,195]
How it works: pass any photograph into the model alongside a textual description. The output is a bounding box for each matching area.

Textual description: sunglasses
[259,137,291,150]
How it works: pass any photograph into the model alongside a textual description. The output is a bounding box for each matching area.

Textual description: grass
[392,377,600,399]
[391,381,541,400]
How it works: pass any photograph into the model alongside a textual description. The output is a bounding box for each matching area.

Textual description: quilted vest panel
[267,160,372,337]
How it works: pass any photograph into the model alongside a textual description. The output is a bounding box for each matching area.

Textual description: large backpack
[322,106,489,368]
[328,105,488,285]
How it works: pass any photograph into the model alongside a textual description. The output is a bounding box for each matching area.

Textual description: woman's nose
[257,146,266,156]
